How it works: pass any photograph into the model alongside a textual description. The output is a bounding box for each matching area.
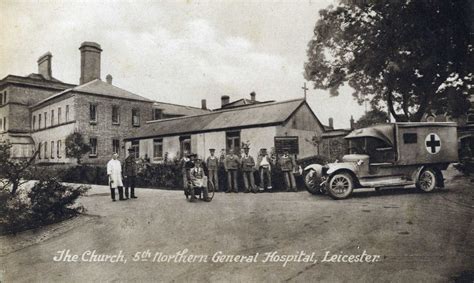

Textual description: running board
[359,177,414,188]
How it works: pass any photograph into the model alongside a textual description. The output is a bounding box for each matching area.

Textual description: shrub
[28,178,90,225]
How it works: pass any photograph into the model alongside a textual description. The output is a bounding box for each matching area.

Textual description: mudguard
[326,163,358,176]
[304,164,324,173]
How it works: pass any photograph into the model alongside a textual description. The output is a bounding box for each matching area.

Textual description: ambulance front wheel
[327,172,354,200]
[304,170,323,195]
[416,168,437,192]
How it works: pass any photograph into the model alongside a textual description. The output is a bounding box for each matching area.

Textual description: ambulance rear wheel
[416,168,437,192]
[327,172,354,200]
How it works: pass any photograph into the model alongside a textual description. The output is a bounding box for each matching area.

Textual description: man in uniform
[256,148,273,192]
[123,148,138,199]
[279,150,297,192]
[206,148,219,192]
[241,145,257,193]
[107,153,124,201]
[224,148,240,193]
[180,150,193,191]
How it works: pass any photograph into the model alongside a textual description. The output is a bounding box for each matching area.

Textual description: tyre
[304,170,323,195]
[207,180,215,200]
[327,172,354,200]
[416,168,437,192]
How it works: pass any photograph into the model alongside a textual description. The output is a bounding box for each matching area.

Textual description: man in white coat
[107,153,124,201]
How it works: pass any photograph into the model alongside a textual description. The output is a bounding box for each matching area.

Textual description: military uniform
[206,149,219,192]
[241,151,256,193]
[279,153,297,191]
[225,152,240,192]
[180,154,194,190]
[189,164,210,202]
[123,150,138,199]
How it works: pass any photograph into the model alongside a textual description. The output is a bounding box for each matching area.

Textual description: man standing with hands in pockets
[107,152,124,201]
[124,148,138,199]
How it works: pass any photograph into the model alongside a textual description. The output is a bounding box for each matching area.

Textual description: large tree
[305,0,473,122]
[0,142,38,195]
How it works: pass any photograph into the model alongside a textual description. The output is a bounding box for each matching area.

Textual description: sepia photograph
[0,0,473,282]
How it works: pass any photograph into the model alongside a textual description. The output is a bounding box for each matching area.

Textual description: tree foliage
[305,0,473,122]
[355,109,389,129]
[0,142,38,195]
[65,132,91,164]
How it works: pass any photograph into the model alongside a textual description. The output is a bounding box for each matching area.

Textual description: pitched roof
[0,74,76,90]
[153,101,210,116]
[128,99,307,140]
[73,79,153,102]
[31,79,153,108]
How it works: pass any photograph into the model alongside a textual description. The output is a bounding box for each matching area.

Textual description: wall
[31,95,76,130]
[31,123,76,163]
[75,93,154,164]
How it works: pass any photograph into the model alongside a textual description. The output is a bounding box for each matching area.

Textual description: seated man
[188,158,211,202]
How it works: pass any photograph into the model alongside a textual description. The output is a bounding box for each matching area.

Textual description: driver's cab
[345,124,397,176]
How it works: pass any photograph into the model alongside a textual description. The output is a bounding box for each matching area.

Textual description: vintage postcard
[0,0,473,282]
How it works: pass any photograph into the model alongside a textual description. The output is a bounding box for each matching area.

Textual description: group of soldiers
[181,145,298,195]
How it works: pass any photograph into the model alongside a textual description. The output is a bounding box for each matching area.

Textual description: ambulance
[304,122,458,199]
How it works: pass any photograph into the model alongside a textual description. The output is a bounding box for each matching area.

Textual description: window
[153,109,163,120]
[66,105,69,122]
[58,107,61,124]
[57,140,62,158]
[3,117,6,131]
[112,139,120,154]
[44,141,48,159]
[226,131,241,154]
[132,109,140,126]
[179,136,191,157]
[38,142,42,159]
[0,92,2,106]
[3,91,6,104]
[0,118,2,131]
[153,138,163,159]
[39,114,42,128]
[51,110,55,126]
[51,141,55,159]
[112,105,120,124]
[32,115,36,130]
[403,133,418,144]
[44,112,47,128]
[90,104,97,123]
[89,138,98,157]
[131,140,139,158]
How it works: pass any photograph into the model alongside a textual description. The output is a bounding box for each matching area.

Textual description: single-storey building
[124,98,325,162]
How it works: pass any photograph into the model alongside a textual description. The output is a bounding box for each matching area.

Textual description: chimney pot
[79,41,102,84]
[106,74,113,84]
[201,99,207,110]
[328,118,334,129]
[250,91,256,102]
[37,52,52,80]
[221,95,230,107]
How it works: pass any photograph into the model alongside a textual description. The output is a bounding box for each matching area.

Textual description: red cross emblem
[425,133,441,154]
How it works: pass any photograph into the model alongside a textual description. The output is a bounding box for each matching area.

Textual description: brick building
[0,42,209,164]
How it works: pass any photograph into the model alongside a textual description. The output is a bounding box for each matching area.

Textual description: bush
[28,178,90,225]
[136,163,183,189]
[0,179,90,235]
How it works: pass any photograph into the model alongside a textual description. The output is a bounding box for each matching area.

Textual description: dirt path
[1,169,473,282]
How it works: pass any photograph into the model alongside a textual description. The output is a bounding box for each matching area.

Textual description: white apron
[107,159,124,188]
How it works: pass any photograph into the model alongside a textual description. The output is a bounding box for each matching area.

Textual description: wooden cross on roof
[302,82,309,100]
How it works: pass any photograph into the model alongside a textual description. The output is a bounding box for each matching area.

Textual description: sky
[0,0,366,129]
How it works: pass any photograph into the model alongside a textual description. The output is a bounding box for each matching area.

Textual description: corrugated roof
[153,101,210,116]
[129,99,306,140]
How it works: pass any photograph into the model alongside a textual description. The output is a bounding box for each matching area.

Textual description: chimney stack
[106,74,113,84]
[201,99,207,110]
[79,42,102,85]
[328,117,334,129]
[221,95,230,107]
[250,91,256,102]
[350,115,355,129]
[37,52,52,80]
